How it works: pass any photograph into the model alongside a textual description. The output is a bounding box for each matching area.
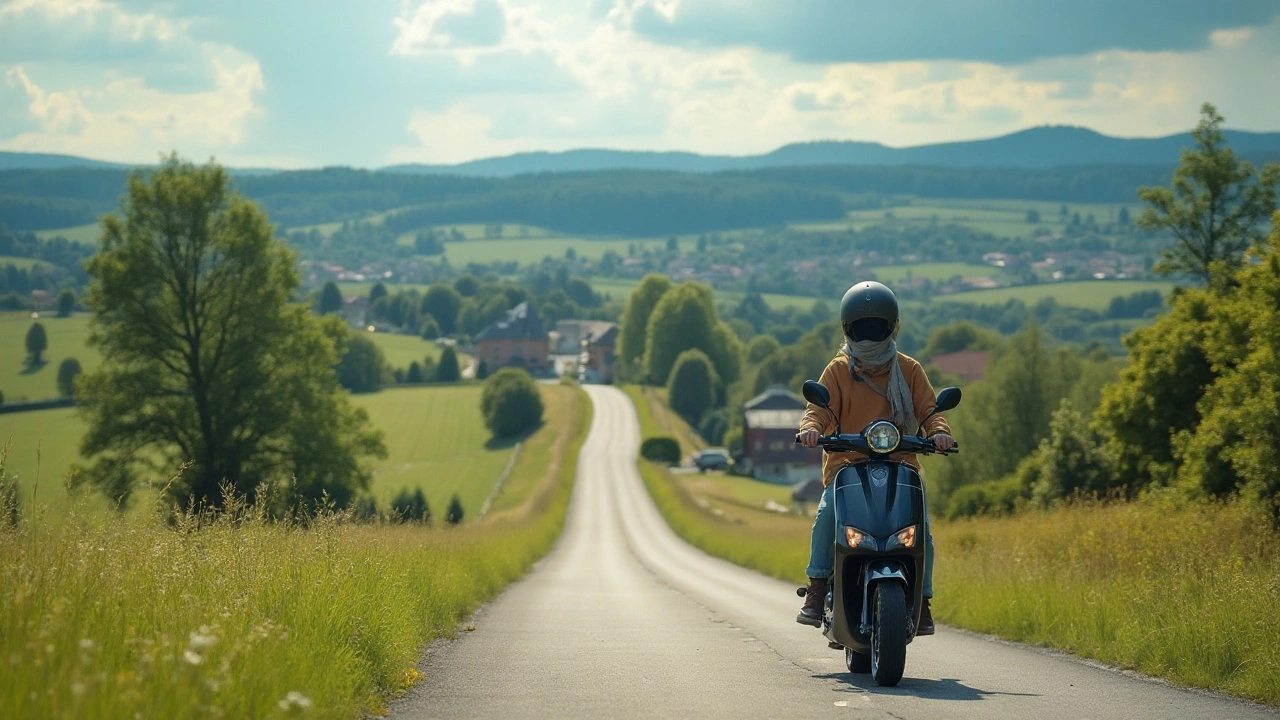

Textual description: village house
[549,320,618,383]
[741,385,822,484]
[474,302,550,376]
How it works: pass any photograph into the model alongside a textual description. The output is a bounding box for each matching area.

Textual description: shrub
[391,487,430,523]
[481,368,544,437]
[351,494,379,522]
[666,348,719,424]
[406,361,424,384]
[419,314,441,340]
[698,409,729,446]
[640,436,681,465]
[56,289,76,318]
[446,494,465,525]
[436,346,461,382]
[56,357,82,398]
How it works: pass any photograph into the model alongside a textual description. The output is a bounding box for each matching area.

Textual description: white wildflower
[78,639,95,650]
[278,691,313,711]
[183,650,204,665]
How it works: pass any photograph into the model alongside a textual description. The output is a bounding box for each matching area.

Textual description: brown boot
[917,598,935,636]
[796,576,828,627]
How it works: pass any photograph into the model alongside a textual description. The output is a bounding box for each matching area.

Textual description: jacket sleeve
[908,360,951,437]
[798,360,842,435]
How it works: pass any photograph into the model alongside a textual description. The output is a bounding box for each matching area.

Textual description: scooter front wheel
[870,583,908,686]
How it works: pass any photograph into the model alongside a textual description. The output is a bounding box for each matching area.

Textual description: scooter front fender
[859,561,908,635]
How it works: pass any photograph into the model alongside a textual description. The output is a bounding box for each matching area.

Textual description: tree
[667,349,719,424]
[746,334,781,364]
[644,282,740,386]
[56,357,81,398]
[1031,399,1112,505]
[56,289,75,318]
[406,361,424,383]
[481,368,543,437]
[921,321,1002,359]
[454,275,480,297]
[24,322,46,365]
[75,157,385,509]
[392,486,430,523]
[436,346,461,382]
[446,493,465,525]
[419,314,441,339]
[338,333,390,393]
[1138,103,1280,284]
[317,281,343,315]
[421,284,462,335]
[1118,206,1131,225]
[369,282,387,305]
[414,232,443,255]
[476,359,489,380]
[1025,209,1040,224]
[618,274,672,376]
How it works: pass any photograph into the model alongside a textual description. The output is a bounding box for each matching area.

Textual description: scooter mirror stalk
[802,380,831,409]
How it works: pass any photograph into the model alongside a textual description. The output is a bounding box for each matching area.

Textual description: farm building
[549,320,618,383]
[474,302,550,376]
[741,385,822,484]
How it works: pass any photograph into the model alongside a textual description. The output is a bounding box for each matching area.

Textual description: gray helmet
[840,281,898,342]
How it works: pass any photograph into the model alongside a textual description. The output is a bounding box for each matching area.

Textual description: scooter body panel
[824,459,927,652]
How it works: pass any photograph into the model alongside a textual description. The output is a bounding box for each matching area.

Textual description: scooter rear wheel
[870,583,908,686]
[845,647,871,674]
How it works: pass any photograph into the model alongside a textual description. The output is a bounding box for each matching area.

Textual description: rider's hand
[931,433,956,451]
[799,429,821,448]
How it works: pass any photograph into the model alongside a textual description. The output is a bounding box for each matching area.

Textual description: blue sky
[1,0,1278,167]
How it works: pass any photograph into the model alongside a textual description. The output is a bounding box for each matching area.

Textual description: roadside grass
[0,311,98,402]
[934,498,1280,705]
[353,385,515,517]
[0,383,591,720]
[935,280,1174,312]
[621,384,704,457]
[626,390,1280,706]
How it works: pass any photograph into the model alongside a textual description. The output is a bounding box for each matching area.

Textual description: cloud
[392,0,509,55]
[626,0,1280,64]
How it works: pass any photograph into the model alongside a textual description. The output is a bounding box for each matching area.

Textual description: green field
[869,262,1007,284]
[35,224,102,244]
[936,280,1174,311]
[439,236,695,266]
[589,277,824,311]
[362,330,445,370]
[0,312,99,402]
[0,256,49,270]
[352,385,514,517]
[794,198,1138,238]
[1,383,516,516]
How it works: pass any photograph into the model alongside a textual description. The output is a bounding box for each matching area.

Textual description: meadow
[0,383,590,720]
[793,198,1137,238]
[936,279,1174,311]
[34,224,101,244]
[623,389,1280,706]
[0,311,439,402]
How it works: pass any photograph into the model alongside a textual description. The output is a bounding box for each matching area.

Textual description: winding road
[394,386,1277,719]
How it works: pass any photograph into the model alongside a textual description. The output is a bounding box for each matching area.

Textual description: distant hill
[0,151,128,171]
[383,126,1280,176]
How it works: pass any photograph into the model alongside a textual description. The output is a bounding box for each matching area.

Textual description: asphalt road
[394,385,1277,719]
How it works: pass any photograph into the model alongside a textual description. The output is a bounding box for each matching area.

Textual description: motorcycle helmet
[840,281,898,342]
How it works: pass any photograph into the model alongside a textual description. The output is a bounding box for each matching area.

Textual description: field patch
[0,311,99,402]
[868,262,1007,284]
[935,280,1174,311]
[35,224,101,244]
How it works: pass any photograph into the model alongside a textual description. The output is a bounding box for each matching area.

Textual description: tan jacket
[799,353,950,487]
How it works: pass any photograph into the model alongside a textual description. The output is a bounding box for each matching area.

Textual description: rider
[795,281,955,635]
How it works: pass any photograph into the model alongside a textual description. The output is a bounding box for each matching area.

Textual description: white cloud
[392,0,510,55]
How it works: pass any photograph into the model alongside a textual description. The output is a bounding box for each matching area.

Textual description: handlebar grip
[794,434,802,444]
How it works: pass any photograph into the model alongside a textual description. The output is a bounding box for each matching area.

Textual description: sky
[1,0,1279,168]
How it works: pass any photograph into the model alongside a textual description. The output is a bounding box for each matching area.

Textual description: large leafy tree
[76,158,385,509]
[1138,103,1280,284]
[666,349,718,424]
[643,281,741,386]
[618,274,672,377]
[24,322,46,366]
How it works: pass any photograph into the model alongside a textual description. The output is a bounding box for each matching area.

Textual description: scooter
[795,379,961,687]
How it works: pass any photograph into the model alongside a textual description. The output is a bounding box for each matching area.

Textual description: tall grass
[626,392,1280,705]
[0,384,590,719]
[933,497,1280,704]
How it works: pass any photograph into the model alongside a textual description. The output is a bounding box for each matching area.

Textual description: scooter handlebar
[793,433,960,455]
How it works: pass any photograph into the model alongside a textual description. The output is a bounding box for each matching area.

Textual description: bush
[56,289,76,318]
[391,487,430,523]
[419,314,441,340]
[481,368,544,437]
[476,359,489,380]
[640,436,681,465]
[406,361,424,384]
[56,357,82,398]
[698,409,729,446]
[351,494,379,522]
[446,494,465,525]
[338,332,390,393]
[667,348,719,424]
[436,346,461,382]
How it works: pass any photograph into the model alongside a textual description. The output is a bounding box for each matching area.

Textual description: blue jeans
[805,484,934,598]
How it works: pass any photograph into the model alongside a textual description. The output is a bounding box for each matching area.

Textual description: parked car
[692,448,731,472]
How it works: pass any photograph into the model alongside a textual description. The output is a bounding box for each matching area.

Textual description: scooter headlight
[845,526,874,548]
[887,526,917,549]
[865,421,901,453]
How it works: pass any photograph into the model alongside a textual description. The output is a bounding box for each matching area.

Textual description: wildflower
[78,639,95,650]
[187,627,217,652]
[183,650,204,665]
[278,691,313,711]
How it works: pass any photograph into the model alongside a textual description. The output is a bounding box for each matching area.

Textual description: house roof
[929,349,990,383]
[474,302,547,341]
[744,385,805,411]
[549,320,618,354]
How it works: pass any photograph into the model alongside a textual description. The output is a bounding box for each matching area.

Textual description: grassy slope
[353,385,514,517]
[0,312,99,402]
[625,391,1280,706]
[0,383,591,720]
